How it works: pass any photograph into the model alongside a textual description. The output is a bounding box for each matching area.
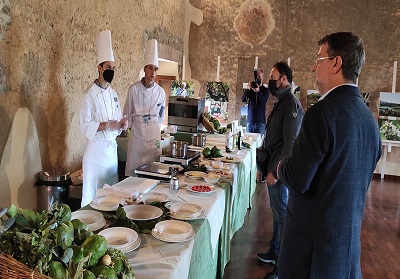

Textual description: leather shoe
[263,267,278,279]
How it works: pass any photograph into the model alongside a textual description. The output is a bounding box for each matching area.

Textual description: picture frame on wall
[378,92,400,141]
[171,80,195,97]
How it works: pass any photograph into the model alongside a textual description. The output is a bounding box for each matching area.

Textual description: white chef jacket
[79,81,122,207]
[123,79,166,176]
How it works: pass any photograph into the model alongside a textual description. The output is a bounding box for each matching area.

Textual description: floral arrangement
[380,120,400,141]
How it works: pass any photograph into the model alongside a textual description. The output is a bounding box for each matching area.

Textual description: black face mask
[268,76,282,97]
[103,69,114,83]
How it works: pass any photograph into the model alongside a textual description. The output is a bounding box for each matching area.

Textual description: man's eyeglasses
[315,56,334,66]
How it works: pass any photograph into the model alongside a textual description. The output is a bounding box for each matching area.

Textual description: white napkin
[96,184,139,199]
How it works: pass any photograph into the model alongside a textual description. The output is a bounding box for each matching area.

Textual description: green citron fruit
[202,147,211,158]
[82,234,108,267]
[83,270,96,279]
[215,149,223,157]
[53,222,73,249]
[211,146,218,157]
[90,265,118,279]
[113,258,125,273]
[49,260,68,279]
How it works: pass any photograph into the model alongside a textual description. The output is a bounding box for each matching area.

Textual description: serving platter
[186,184,217,195]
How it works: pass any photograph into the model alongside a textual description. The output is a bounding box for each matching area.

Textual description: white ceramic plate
[151,220,195,243]
[186,184,217,195]
[90,195,124,211]
[184,171,207,180]
[152,229,195,243]
[120,236,141,253]
[142,192,169,203]
[71,210,106,231]
[169,202,202,218]
[98,227,138,250]
[170,210,205,220]
[123,204,163,221]
[154,220,193,240]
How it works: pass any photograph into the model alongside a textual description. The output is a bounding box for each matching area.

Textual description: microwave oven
[168,96,205,132]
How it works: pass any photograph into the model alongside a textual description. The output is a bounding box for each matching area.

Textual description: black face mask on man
[103,69,115,83]
[268,76,282,97]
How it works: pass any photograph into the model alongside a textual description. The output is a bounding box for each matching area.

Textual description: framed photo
[171,80,194,97]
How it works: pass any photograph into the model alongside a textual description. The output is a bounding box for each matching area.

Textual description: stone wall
[0,0,185,173]
[1,0,400,184]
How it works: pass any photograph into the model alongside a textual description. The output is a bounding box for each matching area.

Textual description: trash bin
[35,170,71,211]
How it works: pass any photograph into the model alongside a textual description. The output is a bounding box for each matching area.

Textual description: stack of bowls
[71,210,106,232]
[153,220,193,241]
[169,202,203,219]
[98,227,139,250]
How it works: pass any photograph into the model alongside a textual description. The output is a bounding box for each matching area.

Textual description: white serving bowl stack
[153,220,193,241]
[169,202,203,219]
[71,210,106,232]
[98,227,139,250]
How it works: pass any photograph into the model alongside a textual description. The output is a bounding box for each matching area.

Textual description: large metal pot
[170,141,188,158]
[191,133,207,147]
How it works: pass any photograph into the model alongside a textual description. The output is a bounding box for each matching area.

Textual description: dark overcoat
[277,85,382,279]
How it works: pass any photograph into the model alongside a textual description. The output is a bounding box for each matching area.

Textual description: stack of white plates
[142,192,169,203]
[152,220,195,242]
[169,202,204,220]
[90,195,124,211]
[123,204,163,221]
[71,210,106,232]
[98,227,141,253]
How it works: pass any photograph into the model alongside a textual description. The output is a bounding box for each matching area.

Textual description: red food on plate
[192,185,212,192]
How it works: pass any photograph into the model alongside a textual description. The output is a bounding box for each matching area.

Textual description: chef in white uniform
[124,39,166,176]
[80,30,128,207]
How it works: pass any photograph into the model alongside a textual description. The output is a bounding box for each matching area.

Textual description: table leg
[381,144,388,179]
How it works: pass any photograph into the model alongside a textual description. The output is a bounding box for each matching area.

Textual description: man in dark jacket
[276,32,382,279]
[242,68,269,135]
[258,62,304,279]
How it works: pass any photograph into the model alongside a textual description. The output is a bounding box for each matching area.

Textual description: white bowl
[71,210,105,231]
[154,220,193,240]
[90,195,124,211]
[98,227,138,250]
[123,204,163,221]
[169,202,202,218]
[203,173,220,184]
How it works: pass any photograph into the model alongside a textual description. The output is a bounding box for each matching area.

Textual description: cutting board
[113,176,160,194]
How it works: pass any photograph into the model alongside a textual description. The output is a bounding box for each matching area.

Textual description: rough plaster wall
[0,0,185,173]
[189,0,400,175]
[189,0,400,118]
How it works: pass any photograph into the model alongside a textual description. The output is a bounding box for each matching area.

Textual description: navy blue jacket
[278,85,382,279]
[242,85,269,124]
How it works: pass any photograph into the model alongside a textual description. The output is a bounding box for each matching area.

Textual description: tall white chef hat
[143,39,159,68]
[96,30,115,65]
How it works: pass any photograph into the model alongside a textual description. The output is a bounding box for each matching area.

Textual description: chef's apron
[81,140,118,207]
[125,116,161,176]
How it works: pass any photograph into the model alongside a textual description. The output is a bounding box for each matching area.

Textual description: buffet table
[96,133,261,279]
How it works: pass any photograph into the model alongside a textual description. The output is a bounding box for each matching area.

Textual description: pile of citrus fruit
[202,146,223,158]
